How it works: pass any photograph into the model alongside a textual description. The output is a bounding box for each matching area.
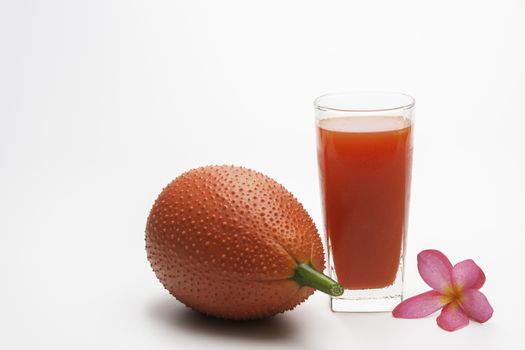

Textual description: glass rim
[314,91,415,113]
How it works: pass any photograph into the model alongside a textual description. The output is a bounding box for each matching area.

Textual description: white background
[1,0,524,349]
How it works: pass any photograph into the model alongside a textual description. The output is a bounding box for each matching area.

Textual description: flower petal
[459,289,493,323]
[452,259,486,291]
[417,249,453,293]
[437,302,469,331]
[392,290,447,318]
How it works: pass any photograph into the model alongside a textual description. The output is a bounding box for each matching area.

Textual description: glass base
[331,290,402,312]
[329,264,404,312]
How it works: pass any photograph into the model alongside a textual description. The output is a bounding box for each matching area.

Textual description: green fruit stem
[292,263,344,296]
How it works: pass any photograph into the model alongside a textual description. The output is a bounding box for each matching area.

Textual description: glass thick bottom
[329,262,404,312]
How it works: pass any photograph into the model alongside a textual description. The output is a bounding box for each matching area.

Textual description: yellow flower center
[441,283,463,304]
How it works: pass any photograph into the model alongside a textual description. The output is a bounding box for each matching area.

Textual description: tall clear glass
[315,92,415,312]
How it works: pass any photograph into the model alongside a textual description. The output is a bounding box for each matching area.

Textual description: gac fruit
[145,165,342,320]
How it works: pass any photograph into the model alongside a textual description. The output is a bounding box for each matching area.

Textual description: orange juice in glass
[315,92,414,311]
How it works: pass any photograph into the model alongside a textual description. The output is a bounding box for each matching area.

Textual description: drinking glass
[315,92,415,312]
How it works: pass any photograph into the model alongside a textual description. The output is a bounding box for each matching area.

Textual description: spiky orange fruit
[145,165,342,320]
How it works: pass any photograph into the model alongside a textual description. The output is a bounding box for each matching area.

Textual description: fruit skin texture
[145,165,325,320]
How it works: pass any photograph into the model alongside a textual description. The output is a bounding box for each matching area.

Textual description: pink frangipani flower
[393,249,493,332]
